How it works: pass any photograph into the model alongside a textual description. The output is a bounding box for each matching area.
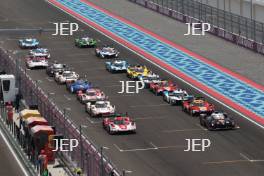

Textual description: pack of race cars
[19,37,238,133]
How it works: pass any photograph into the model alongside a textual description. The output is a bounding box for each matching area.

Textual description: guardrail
[0,48,121,176]
[128,0,264,55]
[0,103,37,176]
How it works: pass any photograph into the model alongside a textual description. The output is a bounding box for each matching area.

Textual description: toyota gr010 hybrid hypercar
[126,65,150,79]
[105,60,128,73]
[75,37,97,48]
[54,70,79,84]
[163,89,192,105]
[95,46,119,58]
[103,114,136,134]
[19,38,39,49]
[26,56,48,69]
[77,88,106,104]
[182,97,215,116]
[46,62,67,77]
[85,100,115,117]
[29,48,50,58]
[66,79,92,93]
[199,111,236,130]
[137,73,161,88]
[149,80,177,95]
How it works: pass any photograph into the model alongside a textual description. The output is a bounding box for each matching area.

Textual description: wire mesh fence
[129,0,264,54]
[0,48,120,176]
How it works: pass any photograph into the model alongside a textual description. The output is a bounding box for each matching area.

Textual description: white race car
[85,100,115,117]
[29,48,50,58]
[77,88,106,103]
[138,73,161,88]
[163,89,190,105]
[103,115,136,134]
[54,70,79,84]
[26,56,48,69]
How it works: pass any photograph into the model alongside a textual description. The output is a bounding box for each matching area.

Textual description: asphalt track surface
[0,0,264,176]
[0,131,25,176]
[87,0,264,86]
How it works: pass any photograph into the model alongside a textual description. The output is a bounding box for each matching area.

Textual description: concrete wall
[195,0,264,23]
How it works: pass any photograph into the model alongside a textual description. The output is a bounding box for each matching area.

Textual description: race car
[163,89,191,105]
[137,73,161,88]
[126,65,150,79]
[19,38,39,49]
[46,62,67,77]
[66,79,92,93]
[182,97,215,116]
[199,111,236,130]
[105,60,128,73]
[77,88,106,103]
[54,70,79,84]
[95,46,119,58]
[103,114,136,134]
[85,100,115,117]
[26,56,48,69]
[29,48,50,58]
[75,37,97,48]
[149,80,177,95]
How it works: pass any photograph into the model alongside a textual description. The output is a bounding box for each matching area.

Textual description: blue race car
[66,80,92,93]
[19,38,39,49]
[105,60,128,73]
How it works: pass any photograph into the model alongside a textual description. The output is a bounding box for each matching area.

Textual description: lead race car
[182,97,215,116]
[95,46,119,58]
[85,100,115,117]
[29,48,50,58]
[149,80,177,95]
[66,79,92,93]
[103,114,136,134]
[19,38,39,49]
[126,65,150,79]
[163,89,191,105]
[77,88,106,104]
[75,37,97,48]
[26,56,48,69]
[54,70,79,84]
[199,111,236,130]
[46,62,67,77]
[105,60,128,73]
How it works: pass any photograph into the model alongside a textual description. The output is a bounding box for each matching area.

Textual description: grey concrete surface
[0,0,264,176]
[87,0,264,86]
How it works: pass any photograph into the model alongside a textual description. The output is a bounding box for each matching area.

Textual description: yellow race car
[126,65,150,79]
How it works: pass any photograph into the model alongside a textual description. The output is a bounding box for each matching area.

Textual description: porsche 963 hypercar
[86,100,115,117]
[105,60,128,73]
[95,46,119,58]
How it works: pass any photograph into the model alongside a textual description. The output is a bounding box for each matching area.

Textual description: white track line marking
[45,0,264,129]
[195,123,208,131]
[129,103,169,108]
[45,77,53,82]
[0,123,30,176]
[240,153,251,162]
[163,128,205,133]
[114,142,184,152]
[63,94,71,101]
[87,117,101,124]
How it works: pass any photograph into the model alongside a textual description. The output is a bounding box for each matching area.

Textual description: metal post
[101,147,103,176]
[250,0,253,20]
[80,125,83,170]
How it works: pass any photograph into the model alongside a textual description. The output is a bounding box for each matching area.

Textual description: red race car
[103,114,136,135]
[149,80,177,95]
[182,97,215,116]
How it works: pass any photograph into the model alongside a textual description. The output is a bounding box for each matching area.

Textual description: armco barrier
[0,48,121,176]
[129,0,264,55]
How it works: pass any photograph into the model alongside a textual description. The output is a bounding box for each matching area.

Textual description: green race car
[75,37,97,48]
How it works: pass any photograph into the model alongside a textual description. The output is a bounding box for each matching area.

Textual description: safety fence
[129,0,264,55]
[0,48,121,176]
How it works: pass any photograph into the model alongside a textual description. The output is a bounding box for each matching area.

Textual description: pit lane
[0,0,264,175]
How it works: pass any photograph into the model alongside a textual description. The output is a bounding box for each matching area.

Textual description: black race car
[199,111,236,130]
[46,62,67,77]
